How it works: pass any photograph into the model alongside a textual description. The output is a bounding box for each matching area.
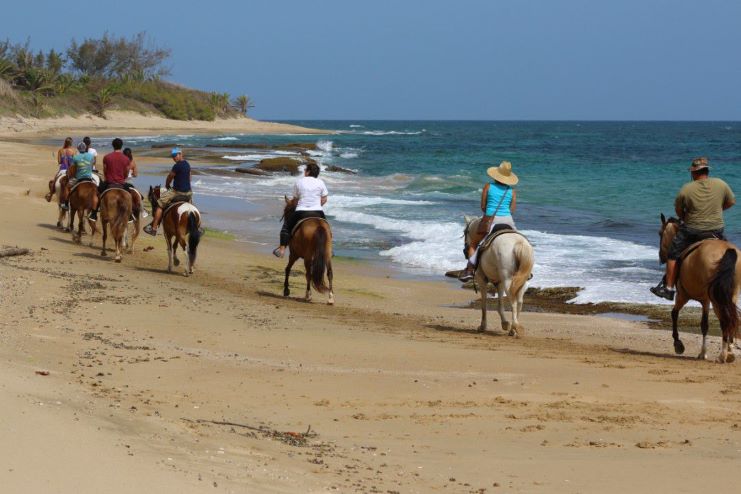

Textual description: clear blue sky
[5,0,741,120]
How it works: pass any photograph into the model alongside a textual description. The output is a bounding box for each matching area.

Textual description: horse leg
[100,220,108,256]
[494,282,510,334]
[283,253,297,297]
[671,291,688,355]
[326,258,335,305]
[166,234,174,273]
[505,277,522,337]
[180,236,189,277]
[475,269,488,332]
[304,258,312,302]
[698,303,709,360]
[172,231,181,267]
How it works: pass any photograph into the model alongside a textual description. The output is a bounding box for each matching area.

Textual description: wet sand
[1,136,740,493]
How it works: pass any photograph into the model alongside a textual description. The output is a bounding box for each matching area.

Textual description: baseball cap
[170,147,182,157]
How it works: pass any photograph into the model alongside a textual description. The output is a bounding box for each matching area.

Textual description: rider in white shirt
[274,162,328,258]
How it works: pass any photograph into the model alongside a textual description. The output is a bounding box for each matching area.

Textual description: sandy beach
[1,126,740,493]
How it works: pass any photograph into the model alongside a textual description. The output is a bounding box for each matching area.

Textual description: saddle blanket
[479,227,529,252]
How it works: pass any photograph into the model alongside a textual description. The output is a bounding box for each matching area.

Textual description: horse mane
[666,217,680,224]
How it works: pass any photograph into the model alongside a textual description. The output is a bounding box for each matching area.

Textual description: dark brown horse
[99,188,132,262]
[281,197,334,304]
[148,186,202,276]
[66,181,98,245]
[659,214,740,362]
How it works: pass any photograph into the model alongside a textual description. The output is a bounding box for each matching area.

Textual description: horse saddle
[674,237,723,281]
[70,178,95,194]
[162,201,189,218]
[479,225,527,252]
[291,217,331,237]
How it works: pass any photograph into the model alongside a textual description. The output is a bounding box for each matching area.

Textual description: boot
[458,263,475,282]
[88,209,98,222]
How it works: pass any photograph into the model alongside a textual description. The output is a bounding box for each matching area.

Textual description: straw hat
[487,161,519,186]
[688,157,709,172]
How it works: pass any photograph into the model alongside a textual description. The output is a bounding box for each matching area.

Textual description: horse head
[658,213,680,264]
[148,185,160,209]
[282,195,298,222]
[462,215,478,259]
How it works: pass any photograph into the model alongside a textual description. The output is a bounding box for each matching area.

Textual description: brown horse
[67,181,98,245]
[147,186,202,276]
[99,188,132,262]
[281,197,334,304]
[659,214,740,362]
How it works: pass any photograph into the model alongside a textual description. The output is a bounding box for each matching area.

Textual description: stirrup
[143,224,157,236]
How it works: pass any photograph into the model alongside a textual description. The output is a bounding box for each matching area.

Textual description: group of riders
[47,137,736,304]
[47,137,192,236]
[456,157,735,304]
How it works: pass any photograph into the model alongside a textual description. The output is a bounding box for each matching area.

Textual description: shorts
[157,189,192,209]
[668,226,725,260]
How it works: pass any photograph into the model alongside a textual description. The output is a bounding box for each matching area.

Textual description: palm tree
[21,67,55,113]
[90,83,118,118]
[232,94,255,116]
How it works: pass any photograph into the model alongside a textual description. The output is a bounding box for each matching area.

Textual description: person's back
[103,151,130,185]
[72,152,94,180]
[171,159,191,192]
[294,176,328,211]
[675,177,733,232]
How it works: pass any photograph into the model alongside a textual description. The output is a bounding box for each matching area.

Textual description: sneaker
[88,211,98,222]
[649,285,675,301]
[273,247,284,258]
[45,193,52,202]
[458,267,475,283]
[61,203,69,211]
[143,224,157,236]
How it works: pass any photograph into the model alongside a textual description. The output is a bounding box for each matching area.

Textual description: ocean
[95,121,741,305]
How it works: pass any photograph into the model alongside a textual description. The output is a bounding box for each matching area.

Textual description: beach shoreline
[1,129,740,493]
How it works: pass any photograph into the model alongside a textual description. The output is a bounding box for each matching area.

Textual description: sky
[4,0,741,120]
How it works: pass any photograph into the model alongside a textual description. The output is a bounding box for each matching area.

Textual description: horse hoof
[56,221,62,228]
[726,353,736,363]
[174,259,180,267]
[477,325,486,332]
[674,340,685,355]
[114,256,122,263]
[101,251,107,257]
[327,294,335,305]
[283,289,290,297]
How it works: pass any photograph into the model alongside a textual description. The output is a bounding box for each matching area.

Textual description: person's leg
[275,211,302,257]
[665,259,678,289]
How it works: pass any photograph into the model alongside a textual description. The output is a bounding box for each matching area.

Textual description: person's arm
[56,149,63,164]
[321,195,328,206]
[510,189,517,213]
[165,170,175,189]
[674,194,685,220]
[723,184,735,210]
[320,181,328,206]
[130,159,138,178]
[480,183,490,213]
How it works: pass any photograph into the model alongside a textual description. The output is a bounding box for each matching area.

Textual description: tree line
[0,33,254,120]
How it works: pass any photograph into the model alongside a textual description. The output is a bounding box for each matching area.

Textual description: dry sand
[1,131,740,493]
[0,111,329,138]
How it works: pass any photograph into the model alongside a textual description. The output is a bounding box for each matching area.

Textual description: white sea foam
[215,136,238,141]
[349,124,364,128]
[331,195,436,208]
[340,152,359,159]
[221,152,300,161]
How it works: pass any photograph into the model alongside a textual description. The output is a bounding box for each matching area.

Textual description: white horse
[463,216,535,336]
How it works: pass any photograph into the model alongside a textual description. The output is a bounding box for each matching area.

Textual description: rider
[143,147,192,236]
[458,161,518,282]
[273,161,328,258]
[60,142,95,210]
[46,137,77,202]
[650,157,735,300]
[89,138,130,222]
[83,136,98,170]
[123,148,139,180]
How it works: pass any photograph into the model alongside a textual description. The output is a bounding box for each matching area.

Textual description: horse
[66,181,98,245]
[147,186,202,276]
[281,197,334,304]
[658,214,740,363]
[99,187,132,262]
[50,173,68,229]
[463,216,535,336]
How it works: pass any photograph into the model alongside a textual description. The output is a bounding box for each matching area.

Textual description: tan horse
[147,186,202,276]
[282,198,334,304]
[99,188,132,262]
[659,214,740,362]
[463,216,534,336]
[124,187,142,254]
[66,181,98,245]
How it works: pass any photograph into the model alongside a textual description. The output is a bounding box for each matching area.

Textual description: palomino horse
[147,186,202,276]
[463,216,534,336]
[658,214,740,363]
[282,197,334,304]
[99,187,132,262]
[66,181,98,245]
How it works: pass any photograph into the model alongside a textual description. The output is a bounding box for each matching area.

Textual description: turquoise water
[91,121,740,304]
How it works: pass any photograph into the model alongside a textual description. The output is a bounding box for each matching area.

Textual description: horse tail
[311,223,330,293]
[509,240,534,301]
[112,194,130,235]
[709,248,740,338]
[187,212,202,265]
